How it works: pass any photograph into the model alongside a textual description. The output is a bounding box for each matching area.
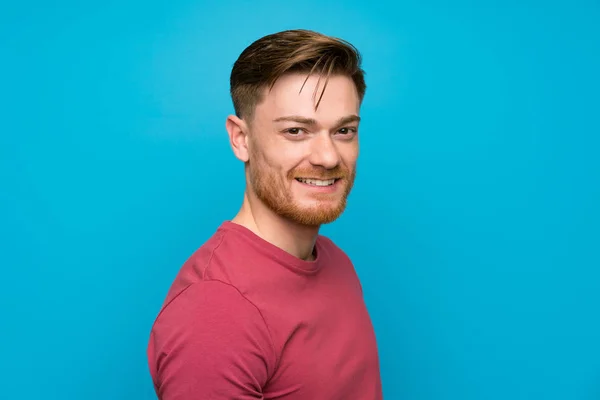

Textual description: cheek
[341,145,359,168]
[254,152,293,180]
[250,135,306,177]
[251,145,278,169]
[267,149,304,176]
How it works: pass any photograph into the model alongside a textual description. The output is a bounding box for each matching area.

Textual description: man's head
[226,29,366,227]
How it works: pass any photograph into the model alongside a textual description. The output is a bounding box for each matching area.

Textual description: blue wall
[1,1,599,399]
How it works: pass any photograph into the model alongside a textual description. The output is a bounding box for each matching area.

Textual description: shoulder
[161,226,255,304]
[317,234,353,264]
[153,280,266,331]
[150,280,277,366]
[317,234,364,292]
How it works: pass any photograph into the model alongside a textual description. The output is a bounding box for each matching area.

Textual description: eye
[285,128,303,135]
[337,127,358,135]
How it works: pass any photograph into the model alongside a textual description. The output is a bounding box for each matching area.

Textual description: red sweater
[147,221,383,399]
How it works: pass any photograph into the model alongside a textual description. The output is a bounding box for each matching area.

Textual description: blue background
[1,1,599,399]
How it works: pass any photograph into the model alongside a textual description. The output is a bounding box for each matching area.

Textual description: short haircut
[230,29,366,120]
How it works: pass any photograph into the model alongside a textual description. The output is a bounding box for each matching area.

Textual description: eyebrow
[273,114,361,127]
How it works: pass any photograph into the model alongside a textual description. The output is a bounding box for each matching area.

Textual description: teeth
[297,178,336,186]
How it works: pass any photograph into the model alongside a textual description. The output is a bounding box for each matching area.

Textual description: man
[147,29,383,399]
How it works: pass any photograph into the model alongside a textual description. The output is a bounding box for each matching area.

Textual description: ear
[225,114,250,162]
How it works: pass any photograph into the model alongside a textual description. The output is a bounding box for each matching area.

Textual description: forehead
[255,73,360,123]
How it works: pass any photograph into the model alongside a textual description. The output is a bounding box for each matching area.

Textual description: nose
[308,133,341,169]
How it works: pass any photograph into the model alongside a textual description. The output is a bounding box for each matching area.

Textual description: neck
[231,191,320,261]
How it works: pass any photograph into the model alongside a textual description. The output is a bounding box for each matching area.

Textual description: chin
[295,198,342,211]
[287,214,342,227]
[287,203,347,226]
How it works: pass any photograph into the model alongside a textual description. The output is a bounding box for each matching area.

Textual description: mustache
[289,166,349,180]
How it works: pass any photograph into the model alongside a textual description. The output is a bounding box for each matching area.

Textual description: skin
[225,72,361,261]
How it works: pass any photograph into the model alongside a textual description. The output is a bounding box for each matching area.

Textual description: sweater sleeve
[147,280,277,400]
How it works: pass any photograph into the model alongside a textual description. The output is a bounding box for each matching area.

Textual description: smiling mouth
[295,177,340,187]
